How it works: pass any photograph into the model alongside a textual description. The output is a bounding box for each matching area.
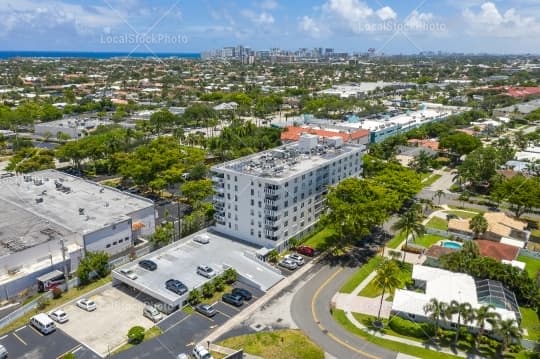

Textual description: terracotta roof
[476,240,520,261]
[281,126,369,142]
[448,218,472,234]
[505,87,540,98]
[426,245,457,259]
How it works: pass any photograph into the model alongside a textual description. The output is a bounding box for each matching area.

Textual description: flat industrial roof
[0,170,154,235]
[113,230,284,307]
[212,142,363,180]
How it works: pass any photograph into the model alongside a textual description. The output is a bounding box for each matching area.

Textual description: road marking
[209,324,218,329]
[221,302,242,311]
[311,267,380,359]
[186,341,195,347]
[218,311,231,318]
[15,325,26,332]
[0,335,7,340]
[194,312,214,322]
[28,325,44,336]
[56,344,82,359]
[13,332,27,346]
[164,313,191,332]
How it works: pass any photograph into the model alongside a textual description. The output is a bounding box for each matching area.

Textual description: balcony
[265,224,280,231]
[264,193,279,201]
[265,215,279,222]
[215,186,225,193]
[214,213,225,222]
[264,198,277,205]
[265,235,279,241]
[211,175,224,183]
[264,186,279,195]
[264,204,279,211]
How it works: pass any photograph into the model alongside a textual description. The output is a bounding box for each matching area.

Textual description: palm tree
[423,298,449,338]
[461,240,480,258]
[470,214,488,238]
[449,301,473,344]
[493,319,522,354]
[474,305,500,348]
[433,189,445,206]
[391,207,426,244]
[374,259,401,321]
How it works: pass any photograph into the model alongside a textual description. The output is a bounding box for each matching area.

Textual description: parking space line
[218,311,231,318]
[164,314,191,332]
[221,302,242,311]
[0,335,7,340]
[13,332,27,346]
[194,312,214,322]
[28,325,44,336]
[57,344,82,359]
[15,325,26,332]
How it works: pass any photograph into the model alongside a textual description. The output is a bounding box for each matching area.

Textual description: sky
[0,0,539,54]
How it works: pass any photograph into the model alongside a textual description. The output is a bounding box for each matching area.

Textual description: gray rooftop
[213,140,363,180]
[498,99,540,114]
[0,170,154,236]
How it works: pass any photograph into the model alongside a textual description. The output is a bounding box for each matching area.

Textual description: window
[112,224,116,230]
[234,195,238,201]
[234,185,238,191]
[250,229,254,235]
[113,241,117,245]
[125,237,129,241]
[235,224,238,230]
[251,219,254,225]
[106,244,111,248]
[234,205,238,211]
[251,189,254,195]
[251,199,254,206]
[119,239,123,243]
[227,174,230,180]
[284,200,288,207]
[258,201,262,208]
[284,211,288,217]
[234,176,237,182]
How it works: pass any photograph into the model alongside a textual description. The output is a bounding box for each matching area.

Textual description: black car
[195,303,217,317]
[139,259,157,271]
[222,293,244,307]
[166,279,188,295]
[232,287,252,301]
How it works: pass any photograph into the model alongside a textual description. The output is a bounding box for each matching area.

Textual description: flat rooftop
[213,142,363,179]
[113,230,284,307]
[0,170,154,235]
[340,108,454,131]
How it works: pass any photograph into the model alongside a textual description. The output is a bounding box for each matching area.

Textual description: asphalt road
[291,259,397,359]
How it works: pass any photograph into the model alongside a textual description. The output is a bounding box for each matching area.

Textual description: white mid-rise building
[210,134,365,251]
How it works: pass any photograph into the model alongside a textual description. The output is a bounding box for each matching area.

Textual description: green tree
[474,305,500,349]
[440,132,482,156]
[433,189,445,206]
[212,276,225,292]
[180,179,214,206]
[267,249,279,263]
[374,259,401,320]
[409,150,433,173]
[76,251,110,285]
[391,207,425,244]
[6,148,55,173]
[458,146,505,188]
[188,288,202,306]
[491,175,540,218]
[127,326,145,344]
[461,240,480,258]
[201,282,214,298]
[222,268,237,284]
[423,298,450,338]
[469,214,488,238]
[448,301,474,344]
[494,319,522,354]
[151,222,174,248]
[149,109,176,135]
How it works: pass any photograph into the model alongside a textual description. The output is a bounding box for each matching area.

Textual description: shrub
[127,326,145,344]
[222,268,237,284]
[201,282,214,298]
[62,353,75,359]
[187,289,202,306]
[52,287,62,299]
[36,296,50,310]
[388,316,434,339]
[212,276,225,292]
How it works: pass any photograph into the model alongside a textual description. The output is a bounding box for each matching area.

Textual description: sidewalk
[210,344,263,359]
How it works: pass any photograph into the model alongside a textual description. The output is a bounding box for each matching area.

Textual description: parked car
[143,305,163,323]
[0,344,7,359]
[139,259,157,271]
[166,279,188,295]
[176,354,189,359]
[278,258,298,270]
[193,235,210,244]
[197,264,216,278]
[222,293,244,307]
[296,245,316,257]
[48,309,69,323]
[76,298,97,311]
[231,287,252,301]
[192,344,213,359]
[30,313,56,334]
[286,253,305,266]
[196,303,217,317]
[120,268,138,280]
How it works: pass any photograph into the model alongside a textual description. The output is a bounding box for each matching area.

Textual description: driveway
[60,285,156,356]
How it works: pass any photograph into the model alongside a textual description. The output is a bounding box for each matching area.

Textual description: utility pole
[60,238,68,282]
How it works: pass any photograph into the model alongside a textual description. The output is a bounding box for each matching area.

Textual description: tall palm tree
[433,189,445,206]
[374,259,401,320]
[449,301,473,344]
[470,214,488,238]
[493,319,522,354]
[391,207,426,244]
[474,305,500,348]
[423,298,449,338]
[461,240,480,259]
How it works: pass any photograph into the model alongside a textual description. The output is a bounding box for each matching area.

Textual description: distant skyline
[0,0,539,55]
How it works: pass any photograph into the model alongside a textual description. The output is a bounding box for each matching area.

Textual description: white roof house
[392,265,520,330]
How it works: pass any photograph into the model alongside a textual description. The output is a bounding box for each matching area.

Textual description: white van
[0,344,7,359]
[30,313,56,334]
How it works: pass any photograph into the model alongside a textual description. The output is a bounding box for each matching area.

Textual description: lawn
[443,210,479,219]
[302,227,335,251]
[0,275,112,335]
[426,217,448,230]
[386,231,407,249]
[339,256,383,294]
[358,262,412,297]
[517,255,540,279]
[218,329,324,359]
[422,174,442,187]
[520,306,540,341]
[413,234,446,248]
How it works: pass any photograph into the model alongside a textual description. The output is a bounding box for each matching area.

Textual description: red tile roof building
[281,126,370,145]
[476,240,520,261]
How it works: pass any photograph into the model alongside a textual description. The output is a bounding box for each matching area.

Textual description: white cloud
[376,6,397,21]
[241,10,275,25]
[322,0,373,33]
[298,15,327,38]
[404,10,435,31]
[463,2,540,36]
[260,0,278,10]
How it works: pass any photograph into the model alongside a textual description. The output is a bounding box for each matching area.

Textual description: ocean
[0,51,201,60]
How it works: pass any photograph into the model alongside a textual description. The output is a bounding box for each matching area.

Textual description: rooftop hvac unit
[35,197,44,203]
[298,133,318,153]
[79,208,85,215]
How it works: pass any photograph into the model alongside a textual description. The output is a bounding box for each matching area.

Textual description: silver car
[193,235,210,244]
[286,254,305,266]
[197,265,216,278]
[278,258,298,270]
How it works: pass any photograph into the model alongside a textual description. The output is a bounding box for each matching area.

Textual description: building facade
[210,134,365,250]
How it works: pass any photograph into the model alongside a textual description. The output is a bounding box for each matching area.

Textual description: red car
[296,245,316,257]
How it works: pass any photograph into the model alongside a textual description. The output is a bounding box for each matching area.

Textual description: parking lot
[114,283,264,359]
[59,285,157,356]
[0,324,99,359]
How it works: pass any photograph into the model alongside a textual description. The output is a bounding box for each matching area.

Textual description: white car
[76,298,96,311]
[48,309,69,323]
[192,344,213,359]
[193,235,210,244]
[120,268,138,280]
[176,354,189,359]
[286,254,305,266]
[197,265,216,278]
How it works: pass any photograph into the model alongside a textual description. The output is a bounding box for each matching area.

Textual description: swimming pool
[442,241,463,249]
